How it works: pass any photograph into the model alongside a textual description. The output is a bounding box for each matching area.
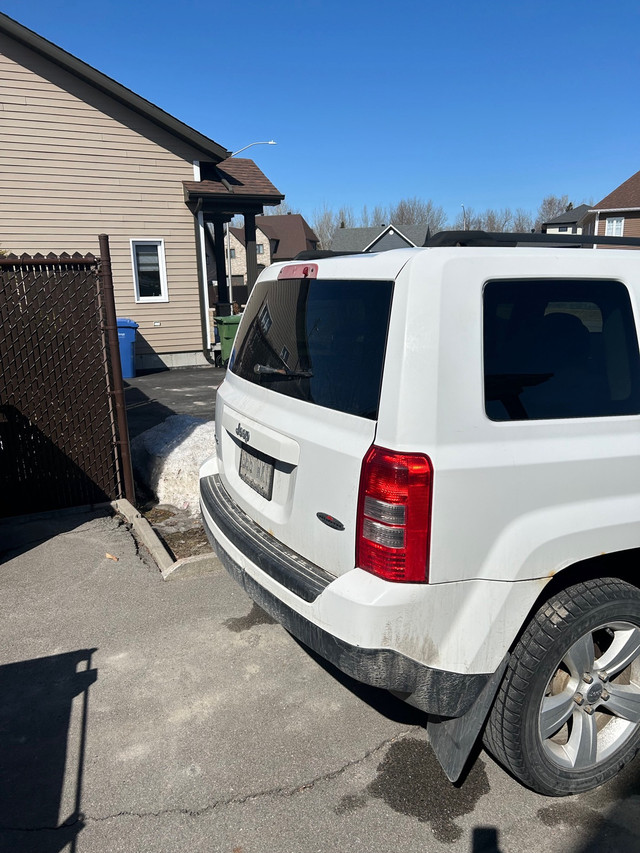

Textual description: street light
[226,141,277,303]
[231,140,277,157]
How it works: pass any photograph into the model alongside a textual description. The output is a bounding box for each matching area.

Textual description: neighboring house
[0,12,283,370]
[225,214,319,304]
[541,204,590,235]
[580,170,640,245]
[329,223,429,253]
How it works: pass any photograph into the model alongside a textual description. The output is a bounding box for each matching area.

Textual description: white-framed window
[256,243,264,255]
[230,248,236,259]
[605,217,624,237]
[131,239,168,303]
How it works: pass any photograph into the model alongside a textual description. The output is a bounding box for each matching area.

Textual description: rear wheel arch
[512,548,640,654]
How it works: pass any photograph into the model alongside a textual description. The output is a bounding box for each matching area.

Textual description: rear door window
[483,280,640,420]
[231,278,393,419]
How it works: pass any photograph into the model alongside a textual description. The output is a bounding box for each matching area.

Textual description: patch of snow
[131,415,216,515]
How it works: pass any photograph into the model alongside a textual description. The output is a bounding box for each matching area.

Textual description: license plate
[239,445,274,500]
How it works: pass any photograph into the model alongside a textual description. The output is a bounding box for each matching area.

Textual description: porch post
[212,218,229,304]
[245,213,258,296]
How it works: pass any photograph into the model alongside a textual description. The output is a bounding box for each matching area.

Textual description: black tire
[483,577,640,795]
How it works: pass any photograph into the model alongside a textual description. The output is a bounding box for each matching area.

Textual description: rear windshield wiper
[254,364,313,378]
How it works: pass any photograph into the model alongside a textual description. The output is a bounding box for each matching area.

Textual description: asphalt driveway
[1,510,640,853]
[124,366,226,439]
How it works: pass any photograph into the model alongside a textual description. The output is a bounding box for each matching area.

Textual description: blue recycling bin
[117,318,139,379]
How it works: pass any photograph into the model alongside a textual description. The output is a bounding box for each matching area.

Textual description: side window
[131,240,168,303]
[483,280,640,420]
[605,218,624,237]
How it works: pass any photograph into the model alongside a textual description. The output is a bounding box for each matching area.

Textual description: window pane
[484,280,640,420]
[135,244,161,298]
[232,279,393,419]
[606,218,624,237]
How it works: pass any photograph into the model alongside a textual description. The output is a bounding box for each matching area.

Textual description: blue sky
[3,1,639,224]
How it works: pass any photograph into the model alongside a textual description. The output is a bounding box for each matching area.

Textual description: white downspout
[193,160,211,350]
[197,209,211,350]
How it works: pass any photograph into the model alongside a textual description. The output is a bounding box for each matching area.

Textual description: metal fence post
[98,234,136,504]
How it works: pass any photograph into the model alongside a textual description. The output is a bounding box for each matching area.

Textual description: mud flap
[426,654,509,782]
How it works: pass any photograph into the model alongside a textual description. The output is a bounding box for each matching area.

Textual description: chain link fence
[0,240,133,517]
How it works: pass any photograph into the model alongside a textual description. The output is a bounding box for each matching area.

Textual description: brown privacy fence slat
[0,236,134,517]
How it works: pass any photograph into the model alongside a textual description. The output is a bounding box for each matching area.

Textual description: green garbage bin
[216,314,242,365]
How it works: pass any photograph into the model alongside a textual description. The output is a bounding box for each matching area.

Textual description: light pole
[461,204,467,231]
[231,140,276,157]
[226,141,277,303]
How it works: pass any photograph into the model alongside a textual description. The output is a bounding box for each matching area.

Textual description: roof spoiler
[425,230,640,248]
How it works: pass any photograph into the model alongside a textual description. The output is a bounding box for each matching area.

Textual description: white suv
[200,232,640,795]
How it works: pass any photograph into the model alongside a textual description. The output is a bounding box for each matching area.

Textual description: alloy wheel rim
[538,621,640,770]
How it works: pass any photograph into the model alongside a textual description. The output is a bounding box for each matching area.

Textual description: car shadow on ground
[0,649,97,853]
[291,637,427,727]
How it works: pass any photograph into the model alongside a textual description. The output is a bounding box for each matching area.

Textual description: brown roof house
[0,12,283,370]
[225,214,319,305]
[580,170,640,246]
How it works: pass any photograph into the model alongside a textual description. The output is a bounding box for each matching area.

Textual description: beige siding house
[0,12,283,370]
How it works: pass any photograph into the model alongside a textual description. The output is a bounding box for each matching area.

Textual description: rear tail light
[356,445,433,583]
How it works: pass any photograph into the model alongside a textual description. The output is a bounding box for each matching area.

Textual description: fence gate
[0,236,134,518]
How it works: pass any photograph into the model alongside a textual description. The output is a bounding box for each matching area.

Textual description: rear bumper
[200,470,491,718]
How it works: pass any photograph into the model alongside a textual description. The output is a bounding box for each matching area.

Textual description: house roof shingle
[542,204,591,227]
[330,223,429,253]
[183,159,284,204]
[592,170,640,210]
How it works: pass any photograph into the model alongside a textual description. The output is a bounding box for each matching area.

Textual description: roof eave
[587,207,640,213]
[363,223,417,252]
[184,187,285,206]
[0,11,230,161]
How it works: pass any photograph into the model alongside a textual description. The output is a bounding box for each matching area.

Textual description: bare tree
[534,194,571,231]
[512,208,534,233]
[311,204,338,250]
[453,206,483,230]
[369,205,388,227]
[388,197,447,232]
[337,205,356,229]
[482,208,513,232]
[453,206,535,233]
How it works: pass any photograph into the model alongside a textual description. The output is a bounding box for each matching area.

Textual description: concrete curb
[161,553,223,581]
[111,499,222,580]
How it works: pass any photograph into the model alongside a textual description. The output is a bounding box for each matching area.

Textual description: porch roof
[183,158,284,218]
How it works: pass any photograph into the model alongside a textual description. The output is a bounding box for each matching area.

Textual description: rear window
[484,279,640,420]
[230,278,393,419]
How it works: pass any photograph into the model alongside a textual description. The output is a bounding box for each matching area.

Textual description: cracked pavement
[1,510,640,853]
